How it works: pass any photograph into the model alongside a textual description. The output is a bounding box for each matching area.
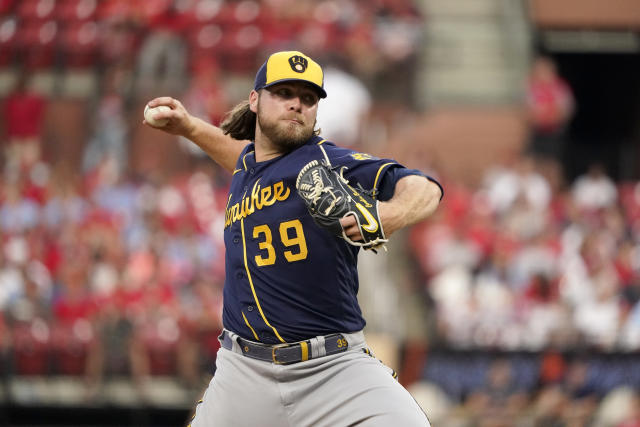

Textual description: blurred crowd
[1,0,639,424]
[0,0,422,98]
[0,0,425,401]
[0,156,230,393]
[412,156,640,353]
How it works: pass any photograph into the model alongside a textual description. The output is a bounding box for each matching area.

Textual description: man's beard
[257,105,315,152]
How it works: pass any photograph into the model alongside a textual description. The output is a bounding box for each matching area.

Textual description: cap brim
[263,79,327,98]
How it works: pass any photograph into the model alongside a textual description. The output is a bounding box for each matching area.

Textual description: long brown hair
[220,100,256,141]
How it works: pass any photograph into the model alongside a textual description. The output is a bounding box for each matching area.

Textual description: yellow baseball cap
[253,51,327,98]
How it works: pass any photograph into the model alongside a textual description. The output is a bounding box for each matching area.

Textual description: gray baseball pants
[188,330,430,426]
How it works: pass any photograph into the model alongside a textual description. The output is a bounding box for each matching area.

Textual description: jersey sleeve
[377,167,444,202]
[320,142,444,202]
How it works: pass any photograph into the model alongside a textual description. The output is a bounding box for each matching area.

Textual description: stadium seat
[17,0,56,22]
[142,319,180,376]
[186,24,223,70]
[16,19,58,71]
[198,328,221,368]
[96,0,132,21]
[59,20,99,68]
[192,0,232,25]
[11,320,51,376]
[219,25,262,72]
[0,0,15,15]
[55,0,98,23]
[0,16,18,67]
[49,321,92,376]
[232,0,262,25]
[137,0,173,23]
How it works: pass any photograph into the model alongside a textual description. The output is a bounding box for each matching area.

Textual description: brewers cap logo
[288,55,308,73]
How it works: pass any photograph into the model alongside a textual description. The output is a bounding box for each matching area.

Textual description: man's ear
[249,90,259,113]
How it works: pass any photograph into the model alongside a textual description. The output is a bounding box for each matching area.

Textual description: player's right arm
[144,97,250,173]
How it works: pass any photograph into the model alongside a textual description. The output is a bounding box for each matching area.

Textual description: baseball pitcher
[144,51,443,426]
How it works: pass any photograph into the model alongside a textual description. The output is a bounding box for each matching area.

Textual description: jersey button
[243,186,248,192]
[247,306,254,312]
[236,272,244,279]
[233,237,240,244]
[249,168,255,175]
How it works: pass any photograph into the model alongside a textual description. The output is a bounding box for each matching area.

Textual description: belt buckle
[271,342,290,365]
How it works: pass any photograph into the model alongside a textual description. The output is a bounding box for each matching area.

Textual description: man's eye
[277,89,292,97]
[302,94,317,105]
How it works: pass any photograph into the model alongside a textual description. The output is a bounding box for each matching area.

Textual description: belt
[220,330,349,365]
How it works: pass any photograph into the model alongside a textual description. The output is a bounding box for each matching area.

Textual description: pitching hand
[143,97,197,138]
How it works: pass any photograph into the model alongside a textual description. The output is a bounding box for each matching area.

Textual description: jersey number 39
[253,219,308,266]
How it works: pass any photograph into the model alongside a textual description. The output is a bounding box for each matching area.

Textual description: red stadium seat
[59,20,99,68]
[211,24,261,73]
[0,16,18,67]
[186,23,223,70]
[49,321,92,376]
[192,0,232,25]
[17,0,56,22]
[232,1,262,25]
[198,328,221,365]
[56,0,98,23]
[0,0,16,15]
[96,0,133,22]
[142,320,180,376]
[11,320,51,376]
[15,20,58,70]
[139,0,173,21]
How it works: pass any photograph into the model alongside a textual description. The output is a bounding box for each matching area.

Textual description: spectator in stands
[4,273,52,327]
[0,240,26,314]
[464,358,529,426]
[0,178,40,233]
[619,297,640,350]
[561,358,598,425]
[572,163,618,211]
[42,164,89,230]
[526,55,575,162]
[1,72,47,178]
[82,66,130,178]
[178,59,230,159]
[135,2,189,96]
[483,155,551,216]
[531,385,571,427]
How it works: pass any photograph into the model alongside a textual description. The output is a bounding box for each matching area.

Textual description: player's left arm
[340,175,442,242]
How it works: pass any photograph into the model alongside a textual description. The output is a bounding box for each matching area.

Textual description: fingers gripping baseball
[143,97,196,136]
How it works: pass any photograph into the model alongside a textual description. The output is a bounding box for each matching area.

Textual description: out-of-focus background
[0,0,639,426]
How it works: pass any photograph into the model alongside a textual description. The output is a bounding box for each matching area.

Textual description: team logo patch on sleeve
[350,153,377,161]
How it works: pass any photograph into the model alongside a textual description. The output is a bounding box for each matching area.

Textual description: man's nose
[287,96,302,111]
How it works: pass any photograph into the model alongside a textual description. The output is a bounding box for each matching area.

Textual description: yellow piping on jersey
[233,168,242,175]
[242,311,260,341]
[240,218,286,343]
[242,152,253,171]
[373,162,395,200]
[316,139,326,145]
[318,144,331,165]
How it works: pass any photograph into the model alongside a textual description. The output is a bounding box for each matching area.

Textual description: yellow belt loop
[300,341,309,361]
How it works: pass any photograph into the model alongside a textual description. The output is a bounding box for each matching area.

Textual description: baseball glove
[296,159,388,250]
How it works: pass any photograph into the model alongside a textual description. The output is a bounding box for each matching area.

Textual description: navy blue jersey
[222,135,442,344]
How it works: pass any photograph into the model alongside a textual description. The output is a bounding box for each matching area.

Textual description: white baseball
[144,104,171,127]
